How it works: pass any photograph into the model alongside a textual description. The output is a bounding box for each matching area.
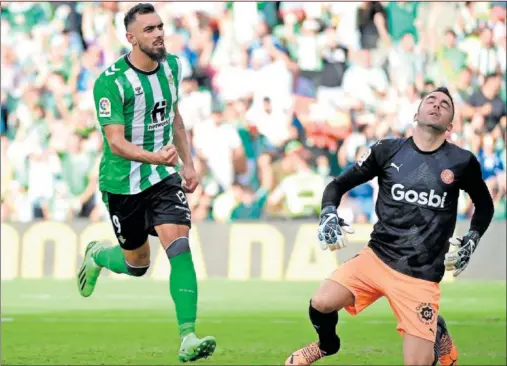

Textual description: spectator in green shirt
[212,153,273,222]
[386,2,420,44]
[267,141,325,219]
[435,29,468,85]
[59,132,98,217]
[237,122,276,190]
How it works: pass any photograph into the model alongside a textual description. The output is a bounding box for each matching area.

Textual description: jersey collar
[410,137,448,155]
[124,53,160,75]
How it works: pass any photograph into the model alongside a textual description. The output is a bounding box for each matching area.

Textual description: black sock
[432,315,447,366]
[432,337,440,366]
[308,301,340,355]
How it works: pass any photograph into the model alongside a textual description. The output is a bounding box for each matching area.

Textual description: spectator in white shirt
[342,49,389,110]
[246,97,292,148]
[468,27,500,80]
[178,77,212,132]
[192,107,247,190]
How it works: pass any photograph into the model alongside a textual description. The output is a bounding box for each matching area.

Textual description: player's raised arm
[445,154,494,277]
[93,78,178,167]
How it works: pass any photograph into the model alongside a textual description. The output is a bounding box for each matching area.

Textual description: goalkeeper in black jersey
[286,87,494,366]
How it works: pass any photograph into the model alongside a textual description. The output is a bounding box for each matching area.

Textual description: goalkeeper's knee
[309,300,341,356]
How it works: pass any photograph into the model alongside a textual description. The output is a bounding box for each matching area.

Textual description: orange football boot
[285,342,324,365]
[439,331,459,366]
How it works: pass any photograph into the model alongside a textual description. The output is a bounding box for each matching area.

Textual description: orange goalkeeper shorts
[328,247,441,342]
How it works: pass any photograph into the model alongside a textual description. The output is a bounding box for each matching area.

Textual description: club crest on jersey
[168,73,174,84]
[441,169,454,184]
[99,98,111,117]
[134,86,143,95]
[357,148,371,167]
[416,303,435,325]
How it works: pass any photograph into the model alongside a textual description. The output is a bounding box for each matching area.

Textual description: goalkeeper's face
[128,12,167,62]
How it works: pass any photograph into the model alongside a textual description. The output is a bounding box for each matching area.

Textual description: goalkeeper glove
[444,230,480,277]
[317,205,354,251]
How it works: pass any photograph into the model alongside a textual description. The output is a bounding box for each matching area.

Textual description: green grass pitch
[1,279,505,365]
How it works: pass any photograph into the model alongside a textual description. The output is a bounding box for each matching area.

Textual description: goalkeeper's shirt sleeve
[93,76,125,127]
[459,154,495,237]
[321,140,385,209]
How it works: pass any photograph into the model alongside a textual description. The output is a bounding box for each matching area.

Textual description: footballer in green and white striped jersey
[83,6,216,363]
[93,53,182,195]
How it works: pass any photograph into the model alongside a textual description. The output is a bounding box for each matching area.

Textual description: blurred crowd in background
[1,1,506,224]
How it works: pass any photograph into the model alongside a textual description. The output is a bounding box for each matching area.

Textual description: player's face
[128,12,166,62]
[415,92,454,133]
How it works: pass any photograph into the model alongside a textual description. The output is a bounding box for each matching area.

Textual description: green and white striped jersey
[93,53,182,195]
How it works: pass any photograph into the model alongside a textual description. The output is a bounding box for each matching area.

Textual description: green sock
[92,244,130,274]
[169,251,198,338]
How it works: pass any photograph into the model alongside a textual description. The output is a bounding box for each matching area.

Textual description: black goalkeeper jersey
[322,137,494,283]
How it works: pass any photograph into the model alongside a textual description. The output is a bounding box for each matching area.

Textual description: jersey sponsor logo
[147,121,169,131]
[391,183,447,208]
[99,98,111,117]
[357,148,371,167]
[148,100,168,131]
[441,169,454,184]
[105,64,120,76]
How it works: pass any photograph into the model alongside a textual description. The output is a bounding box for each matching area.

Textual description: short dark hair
[445,29,457,38]
[124,3,155,30]
[484,72,501,83]
[433,86,453,103]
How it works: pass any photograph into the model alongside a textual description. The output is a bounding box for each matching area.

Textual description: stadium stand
[1,1,505,223]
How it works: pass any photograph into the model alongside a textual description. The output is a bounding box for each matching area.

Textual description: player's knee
[404,350,435,366]
[165,237,190,258]
[310,295,337,314]
[125,261,150,277]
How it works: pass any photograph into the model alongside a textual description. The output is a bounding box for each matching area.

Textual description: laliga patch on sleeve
[357,148,371,167]
[99,97,111,117]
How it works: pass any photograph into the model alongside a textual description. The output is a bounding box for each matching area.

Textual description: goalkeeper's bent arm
[322,142,383,209]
